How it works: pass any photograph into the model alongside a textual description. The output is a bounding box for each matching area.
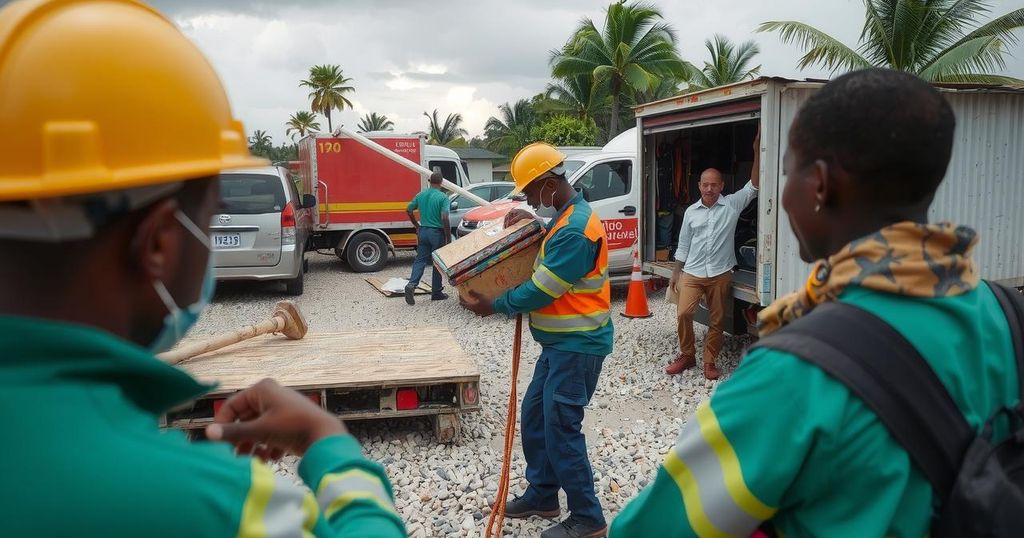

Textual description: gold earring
[814,203,821,213]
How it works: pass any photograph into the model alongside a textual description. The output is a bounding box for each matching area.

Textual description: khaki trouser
[675,271,732,364]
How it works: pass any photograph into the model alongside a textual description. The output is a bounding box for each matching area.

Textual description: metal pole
[335,126,490,207]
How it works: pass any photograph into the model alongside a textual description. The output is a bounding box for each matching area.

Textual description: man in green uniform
[405,171,451,304]
[0,1,405,536]
[610,69,1019,537]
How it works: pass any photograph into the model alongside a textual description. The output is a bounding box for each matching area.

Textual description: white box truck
[634,77,1024,334]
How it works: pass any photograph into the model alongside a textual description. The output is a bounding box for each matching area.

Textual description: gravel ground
[191,250,754,537]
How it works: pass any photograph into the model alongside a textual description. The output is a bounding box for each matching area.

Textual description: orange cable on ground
[485,313,523,538]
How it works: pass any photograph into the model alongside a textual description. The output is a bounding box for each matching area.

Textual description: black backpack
[751,282,1024,537]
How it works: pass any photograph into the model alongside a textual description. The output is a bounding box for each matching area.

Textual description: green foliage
[300,64,355,132]
[688,34,762,91]
[357,112,394,132]
[285,111,321,142]
[484,99,539,156]
[760,0,1024,83]
[423,109,468,146]
[531,115,598,147]
[550,1,693,137]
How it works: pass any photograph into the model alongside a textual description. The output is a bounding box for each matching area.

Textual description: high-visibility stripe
[238,461,274,537]
[317,468,396,520]
[533,265,572,298]
[530,310,611,331]
[238,460,316,538]
[390,233,417,241]
[669,409,767,536]
[695,404,776,521]
[663,451,732,538]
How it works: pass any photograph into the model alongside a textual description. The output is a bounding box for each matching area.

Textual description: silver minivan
[212,166,315,295]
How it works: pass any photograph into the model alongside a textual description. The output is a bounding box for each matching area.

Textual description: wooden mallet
[157,301,308,365]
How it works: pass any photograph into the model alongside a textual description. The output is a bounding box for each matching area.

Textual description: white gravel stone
[190,251,754,535]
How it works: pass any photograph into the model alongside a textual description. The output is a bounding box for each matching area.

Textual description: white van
[456,129,641,274]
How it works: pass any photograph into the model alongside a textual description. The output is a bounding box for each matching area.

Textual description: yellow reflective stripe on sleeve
[238,460,274,538]
[695,403,776,521]
[532,274,561,298]
[301,493,319,534]
[317,468,396,520]
[663,451,733,538]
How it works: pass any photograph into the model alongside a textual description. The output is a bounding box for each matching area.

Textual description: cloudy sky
[140,0,1024,144]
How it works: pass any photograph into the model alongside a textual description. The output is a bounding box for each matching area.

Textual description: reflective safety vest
[529,204,611,333]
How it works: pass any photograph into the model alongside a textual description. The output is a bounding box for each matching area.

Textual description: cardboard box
[655,249,669,261]
[432,219,544,301]
[456,241,541,301]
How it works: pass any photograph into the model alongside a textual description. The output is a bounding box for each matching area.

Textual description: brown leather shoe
[703,362,722,380]
[665,353,696,375]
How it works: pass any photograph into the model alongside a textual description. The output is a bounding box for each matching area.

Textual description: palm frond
[759,20,871,72]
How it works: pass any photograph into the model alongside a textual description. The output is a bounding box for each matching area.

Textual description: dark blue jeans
[408,226,445,297]
[521,347,606,526]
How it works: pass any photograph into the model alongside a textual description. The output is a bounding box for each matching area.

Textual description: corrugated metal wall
[773,87,1024,298]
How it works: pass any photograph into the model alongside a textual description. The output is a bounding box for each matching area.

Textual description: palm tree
[299,64,355,132]
[759,0,1024,83]
[484,99,540,156]
[357,112,394,132]
[284,111,321,142]
[550,1,693,137]
[423,109,468,146]
[248,130,272,151]
[688,34,762,91]
[545,74,610,128]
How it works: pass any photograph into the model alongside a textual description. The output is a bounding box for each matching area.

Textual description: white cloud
[155,0,1024,145]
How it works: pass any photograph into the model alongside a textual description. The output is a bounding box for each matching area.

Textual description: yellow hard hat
[510,142,567,194]
[0,0,266,202]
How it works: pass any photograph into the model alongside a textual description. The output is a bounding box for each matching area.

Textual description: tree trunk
[610,90,618,137]
[326,109,333,133]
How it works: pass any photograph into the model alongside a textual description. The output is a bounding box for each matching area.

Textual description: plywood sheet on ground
[365,277,431,297]
[175,327,478,395]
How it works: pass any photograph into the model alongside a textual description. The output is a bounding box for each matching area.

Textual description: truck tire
[344,232,388,273]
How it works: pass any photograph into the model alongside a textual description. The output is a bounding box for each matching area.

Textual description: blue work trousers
[521,347,606,526]
[408,226,445,297]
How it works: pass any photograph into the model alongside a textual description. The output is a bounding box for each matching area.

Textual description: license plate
[213,233,241,249]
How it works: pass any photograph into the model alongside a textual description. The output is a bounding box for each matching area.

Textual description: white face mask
[147,210,216,354]
[534,180,558,219]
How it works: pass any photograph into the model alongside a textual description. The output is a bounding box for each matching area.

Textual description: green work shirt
[0,315,406,537]
[610,282,1019,538]
[407,187,450,229]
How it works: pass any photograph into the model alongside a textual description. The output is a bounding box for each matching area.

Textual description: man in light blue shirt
[666,134,760,379]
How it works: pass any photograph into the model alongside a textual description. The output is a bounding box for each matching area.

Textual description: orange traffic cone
[621,244,652,318]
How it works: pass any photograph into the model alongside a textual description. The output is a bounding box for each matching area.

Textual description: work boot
[665,352,696,375]
[431,292,449,301]
[704,362,722,380]
[404,285,415,305]
[503,495,560,519]
[540,516,607,538]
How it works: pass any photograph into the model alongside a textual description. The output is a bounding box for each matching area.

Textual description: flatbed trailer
[163,327,480,443]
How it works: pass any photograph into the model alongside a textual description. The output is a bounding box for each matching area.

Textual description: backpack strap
[986,281,1024,398]
[750,302,973,500]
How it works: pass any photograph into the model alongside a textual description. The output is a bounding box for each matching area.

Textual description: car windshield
[219,173,286,214]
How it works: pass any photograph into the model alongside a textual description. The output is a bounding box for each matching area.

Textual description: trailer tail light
[212,398,226,416]
[281,202,296,245]
[396,388,419,410]
[304,392,322,407]
[462,383,478,405]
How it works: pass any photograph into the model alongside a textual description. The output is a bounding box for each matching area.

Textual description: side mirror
[513,193,527,202]
[301,194,317,209]
[450,200,459,211]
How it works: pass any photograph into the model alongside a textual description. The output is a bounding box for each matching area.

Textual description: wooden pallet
[175,327,479,396]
